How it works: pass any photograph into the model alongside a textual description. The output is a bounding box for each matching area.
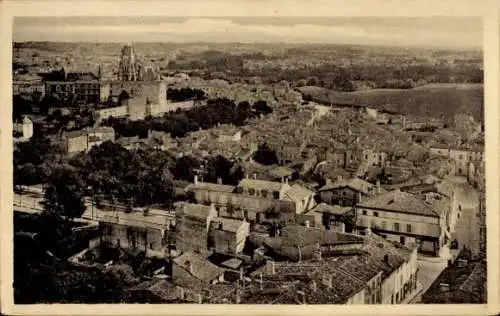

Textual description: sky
[13,16,482,49]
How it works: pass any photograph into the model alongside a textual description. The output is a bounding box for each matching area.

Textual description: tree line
[102,98,273,139]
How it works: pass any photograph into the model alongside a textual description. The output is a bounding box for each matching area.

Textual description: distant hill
[298,84,484,122]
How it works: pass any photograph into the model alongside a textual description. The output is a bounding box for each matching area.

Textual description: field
[298,83,484,122]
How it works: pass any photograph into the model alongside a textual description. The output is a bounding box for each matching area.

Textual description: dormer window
[273,191,280,199]
[248,188,256,196]
[261,190,268,198]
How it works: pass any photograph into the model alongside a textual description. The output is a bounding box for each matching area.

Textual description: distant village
[13,44,486,304]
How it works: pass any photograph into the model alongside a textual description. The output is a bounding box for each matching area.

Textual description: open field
[298,83,484,122]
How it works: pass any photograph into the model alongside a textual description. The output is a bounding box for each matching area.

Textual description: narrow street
[409,254,448,303]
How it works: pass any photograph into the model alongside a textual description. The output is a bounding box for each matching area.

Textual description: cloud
[13,17,482,48]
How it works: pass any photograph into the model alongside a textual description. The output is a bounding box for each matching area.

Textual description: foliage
[253,142,279,166]
[167,87,205,102]
[13,136,65,187]
[172,155,201,182]
[83,141,175,207]
[42,164,86,221]
[102,97,272,138]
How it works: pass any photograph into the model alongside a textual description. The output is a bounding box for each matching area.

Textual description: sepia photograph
[1,0,498,315]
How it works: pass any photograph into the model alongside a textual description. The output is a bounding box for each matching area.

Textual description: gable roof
[179,203,214,220]
[269,166,295,179]
[311,203,352,215]
[173,252,225,283]
[210,217,248,233]
[238,178,286,193]
[186,182,235,193]
[283,184,314,203]
[357,189,442,217]
[319,177,374,195]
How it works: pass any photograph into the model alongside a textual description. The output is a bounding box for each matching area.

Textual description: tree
[172,155,200,181]
[42,164,86,222]
[253,143,279,166]
[205,155,233,184]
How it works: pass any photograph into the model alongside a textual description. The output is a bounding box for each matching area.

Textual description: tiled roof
[310,203,352,215]
[179,203,214,220]
[238,178,286,193]
[221,258,243,270]
[173,251,225,284]
[357,189,442,217]
[318,177,373,195]
[269,166,295,179]
[99,209,172,230]
[186,182,235,193]
[66,72,99,81]
[210,217,248,233]
[283,184,314,203]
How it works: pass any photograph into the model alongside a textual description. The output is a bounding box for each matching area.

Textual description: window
[248,188,256,196]
[374,212,379,217]
[149,243,153,250]
[261,190,268,198]
[273,191,280,199]
[394,222,400,231]
[362,210,367,215]
[381,221,386,229]
[400,236,405,245]
[406,224,412,233]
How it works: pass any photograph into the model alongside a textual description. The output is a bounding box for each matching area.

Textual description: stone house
[174,203,218,254]
[208,217,250,254]
[172,251,225,289]
[13,116,34,140]
[355,189,449,256]
[99,207,175,258]
[63,126,115,154]
[429,144,484,176]
[318,177,384,207]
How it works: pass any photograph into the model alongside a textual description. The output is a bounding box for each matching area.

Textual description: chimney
[297,290,306,305]
[337,175,343,181]
[217,178,222,185]
[194,175,198,185]
[310,280,317,293]
[197,293,203,304]
[439,283,450,292]
[269,260,276,275]
[235,286,241,304]
[245,173,249,179]
[393,189,400,202]
[285,177,288,184]
[176,286,185,300]
[185,261,193,274]
[218,221,223,230]
[253,173,257,179]
[357,192,362,204]
[376,180,381,194]
[323,274,333,289]
[383,254,389,264]
[259,272,263,290]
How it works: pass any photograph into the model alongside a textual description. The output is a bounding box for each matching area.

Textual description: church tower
[118,43,140,81]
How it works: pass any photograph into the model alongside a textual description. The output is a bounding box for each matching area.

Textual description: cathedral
[117,43,159,82]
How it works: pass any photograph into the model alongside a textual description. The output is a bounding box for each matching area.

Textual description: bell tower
[118,43,140,81]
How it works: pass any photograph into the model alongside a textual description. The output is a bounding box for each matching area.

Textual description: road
[409,254,448,303]
[14,190,99,221]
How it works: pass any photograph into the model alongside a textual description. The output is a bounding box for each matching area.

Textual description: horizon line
[12,40,483,51]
